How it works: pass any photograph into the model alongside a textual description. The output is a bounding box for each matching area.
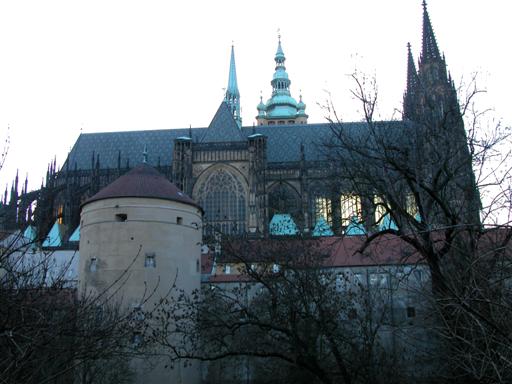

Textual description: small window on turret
[115,213,127,222]
[145,253,156,268]
[89,257,97,272]
[176,217,183,225]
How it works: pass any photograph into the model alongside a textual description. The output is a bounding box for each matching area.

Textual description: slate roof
[84,163,200,209]
[200,102,244,143]
[64,103,406,171]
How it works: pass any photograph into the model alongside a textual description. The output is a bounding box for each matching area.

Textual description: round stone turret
[78,163,202,384]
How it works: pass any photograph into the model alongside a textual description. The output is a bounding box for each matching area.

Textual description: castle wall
[79,196,202,384]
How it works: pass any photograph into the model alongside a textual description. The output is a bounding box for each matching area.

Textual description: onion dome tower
[256,34,308,126]
[78,162,202,384]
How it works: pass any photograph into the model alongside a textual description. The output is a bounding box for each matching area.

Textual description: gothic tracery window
[196,168,246,235]
[313,196,332,226]
[340,194,362,227]
[268,182,301,224]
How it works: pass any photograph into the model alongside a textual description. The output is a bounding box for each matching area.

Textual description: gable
[200,102,244,143]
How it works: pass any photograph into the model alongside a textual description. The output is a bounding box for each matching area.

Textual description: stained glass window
[340,194,361,227]
[314,196,332,226]
[374,195,387,225]
[406,194,418,217]
[196,168,246,235]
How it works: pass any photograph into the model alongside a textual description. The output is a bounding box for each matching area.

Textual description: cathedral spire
[403,42,419,120]
[224,44,242,128]
[406,43,419,93]
[418,1,448,86]
[421,0,440,62]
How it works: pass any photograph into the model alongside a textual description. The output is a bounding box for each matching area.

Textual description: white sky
[0,0,510,193]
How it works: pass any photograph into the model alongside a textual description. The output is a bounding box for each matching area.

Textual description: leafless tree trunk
[323,71,512,383]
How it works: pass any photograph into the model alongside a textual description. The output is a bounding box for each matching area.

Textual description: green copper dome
[256,35,306,123]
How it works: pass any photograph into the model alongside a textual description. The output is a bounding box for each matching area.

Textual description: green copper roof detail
[312,217,334,237]
[224,45,242,127]
[275,37,285,62]
[345,216,366,236]
[269,213,299,236]
[23,224,37,242]
[379,213,398,231]
[69,225,80,242]
[42,220,64,247]
[257,35,306,122]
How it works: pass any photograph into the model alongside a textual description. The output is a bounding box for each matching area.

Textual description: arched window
[196,168,246,235]
[310,186,332,227]
[340,194,362,227]
[268,182,302,225]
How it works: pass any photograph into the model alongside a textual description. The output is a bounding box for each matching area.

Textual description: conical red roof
[83,163,200,209]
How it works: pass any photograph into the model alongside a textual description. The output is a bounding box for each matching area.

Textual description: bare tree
[323,71,512,383]
[149,238,410,384]
[0,232,153,384]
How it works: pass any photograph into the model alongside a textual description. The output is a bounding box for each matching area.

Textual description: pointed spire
[14,169,19,196]
[275,31,285,63]
[406,43,419,92]
[227,45,239,97]
[421,0,440,61]
[403,43,420,120]
[273,32,288,75]
[271,34,291,97]
[224,44,242,128]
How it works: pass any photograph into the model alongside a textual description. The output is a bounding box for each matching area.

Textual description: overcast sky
[0,0,510,193]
